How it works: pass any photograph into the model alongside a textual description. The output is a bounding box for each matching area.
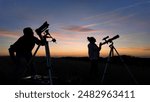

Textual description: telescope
[31,21,56,84]
[102,35,119,45]
[36,21,49,34]
[100,34,138,84]
[35,21,56,43]
[35,21,49,40]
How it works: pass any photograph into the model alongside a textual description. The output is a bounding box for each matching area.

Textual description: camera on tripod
[101,35,119,45]
[35,21,56,43]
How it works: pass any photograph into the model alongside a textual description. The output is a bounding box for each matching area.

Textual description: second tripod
[100,35,138,84]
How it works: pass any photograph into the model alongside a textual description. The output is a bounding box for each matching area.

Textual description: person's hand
[99,42,102,47]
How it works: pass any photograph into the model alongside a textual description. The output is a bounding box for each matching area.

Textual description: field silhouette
[0,56,149,85]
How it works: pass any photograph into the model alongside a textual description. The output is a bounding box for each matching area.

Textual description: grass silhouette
[0,56,149,85]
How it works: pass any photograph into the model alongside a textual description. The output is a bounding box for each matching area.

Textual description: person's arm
[34,37,45,45]
[8,45,16,62]
[88,44,92,57]
[98,42,102,51]
[8,37,22,63]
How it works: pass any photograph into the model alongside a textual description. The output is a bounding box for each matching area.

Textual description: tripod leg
[22,44,41,78]
[45,41,53,85]
[113,46,138,84]
[28,44,41,65]
[101,47,112,84]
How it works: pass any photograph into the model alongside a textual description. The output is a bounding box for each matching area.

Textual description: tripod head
[45,29,56,43]
[35,21,56,43]
[101,35,119,45]
[102,36,109,44]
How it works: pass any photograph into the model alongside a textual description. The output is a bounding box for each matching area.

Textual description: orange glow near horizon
[1,45,150,58]
[0,33,149,58]
[29,45,150,58]
[0,27,150,58]
[117,47,150,58]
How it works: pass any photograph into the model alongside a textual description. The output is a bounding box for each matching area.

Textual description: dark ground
[0,56,150,85]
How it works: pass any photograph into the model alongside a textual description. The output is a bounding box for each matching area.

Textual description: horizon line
[0,55,149,59]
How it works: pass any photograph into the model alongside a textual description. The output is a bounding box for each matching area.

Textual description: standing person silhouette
[87,37,102,84]
[9,27,43,83]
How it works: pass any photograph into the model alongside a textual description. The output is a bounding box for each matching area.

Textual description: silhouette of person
[87,37,102,84]
[9,27,43,82]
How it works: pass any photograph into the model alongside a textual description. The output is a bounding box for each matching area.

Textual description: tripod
[28,35,54,85]
[101,42,138,84]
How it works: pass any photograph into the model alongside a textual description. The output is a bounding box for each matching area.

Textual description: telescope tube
[102,35,119,45]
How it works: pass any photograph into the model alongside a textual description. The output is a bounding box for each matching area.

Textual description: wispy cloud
[81,1,150,21]
[51,32,78,41]
[80,3,142,28]
[82,23,98,28]
[0,29,19,38]
[93,13,136,26]
[62,25,98,32]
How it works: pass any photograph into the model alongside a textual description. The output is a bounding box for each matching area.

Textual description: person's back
[9,27,41,61]
[8,27,41,83]
[88,42,100,60]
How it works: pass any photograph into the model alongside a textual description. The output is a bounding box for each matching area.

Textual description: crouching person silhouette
[9,27,43,83]
[87,37,102,84]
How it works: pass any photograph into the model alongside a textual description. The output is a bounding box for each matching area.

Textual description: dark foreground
[0,56,150,85]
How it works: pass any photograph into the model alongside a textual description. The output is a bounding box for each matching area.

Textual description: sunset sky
[0,0,150,58]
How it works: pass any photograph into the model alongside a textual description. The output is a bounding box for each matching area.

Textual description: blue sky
[0,0,150,57]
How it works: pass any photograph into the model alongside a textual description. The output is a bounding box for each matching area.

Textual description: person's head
[23,27,34,37]
[87,37,96,43]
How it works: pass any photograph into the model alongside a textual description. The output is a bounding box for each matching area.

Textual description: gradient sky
[0,0,150,57]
